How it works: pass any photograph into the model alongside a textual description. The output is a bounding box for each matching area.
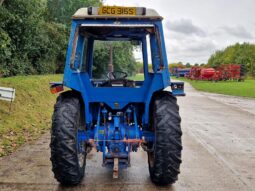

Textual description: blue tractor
[50,6,184,186]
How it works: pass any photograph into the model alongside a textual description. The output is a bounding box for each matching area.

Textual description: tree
[0,0,101,77]
[0,0,138,77]
[169,62,185,69]
[0,0,47,76]
[136,62,143,73]
[185,63,191,68]
[47,0,138,78]
[93,41,137,78]
[207,43,255,77]
[47,0,102,26]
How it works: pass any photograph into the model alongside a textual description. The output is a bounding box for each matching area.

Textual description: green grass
[0,75,62,156]
[175,77,255,98]
[130,73,144,81]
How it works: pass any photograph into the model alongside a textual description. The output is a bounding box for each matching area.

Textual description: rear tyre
[50,91,86,185]
[148,92,182,185]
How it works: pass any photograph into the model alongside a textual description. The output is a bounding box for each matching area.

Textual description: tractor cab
[50,6,184,185]
[59,6,184,121]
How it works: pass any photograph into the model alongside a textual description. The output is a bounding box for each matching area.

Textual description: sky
[104,0,255,64]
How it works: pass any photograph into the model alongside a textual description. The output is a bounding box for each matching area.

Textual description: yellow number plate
[99,6,136,16]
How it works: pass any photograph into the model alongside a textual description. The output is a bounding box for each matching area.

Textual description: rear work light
[50,82,64,94]
[88,6,146,16]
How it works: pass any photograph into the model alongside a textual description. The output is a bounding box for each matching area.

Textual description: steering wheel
[107,71,128,80]
[101,71,134,87]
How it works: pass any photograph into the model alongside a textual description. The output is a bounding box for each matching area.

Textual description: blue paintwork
[77,106,154,167]
[95,107,140,166]
[62,13,184,169]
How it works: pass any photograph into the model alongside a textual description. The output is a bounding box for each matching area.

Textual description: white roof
[72,7,163,20]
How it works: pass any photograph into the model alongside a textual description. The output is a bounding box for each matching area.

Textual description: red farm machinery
[186,64,245,81]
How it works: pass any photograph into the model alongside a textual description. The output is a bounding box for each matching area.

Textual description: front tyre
[148,92,182,185]
[50,91,86,185]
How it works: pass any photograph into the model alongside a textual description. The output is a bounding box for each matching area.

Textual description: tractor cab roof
[72,6,163,21]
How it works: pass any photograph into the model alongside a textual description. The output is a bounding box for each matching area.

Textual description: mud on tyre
[50,91,86,185]
[148,91,182,185]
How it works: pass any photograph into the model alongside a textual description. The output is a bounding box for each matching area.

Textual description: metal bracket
[171,82,186,96]
[113,158,119,179]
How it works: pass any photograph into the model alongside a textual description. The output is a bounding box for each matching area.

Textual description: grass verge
[174,77,255,98]
[0,75,62,156]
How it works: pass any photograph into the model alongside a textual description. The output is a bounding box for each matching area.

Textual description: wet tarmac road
[0,83,255,191]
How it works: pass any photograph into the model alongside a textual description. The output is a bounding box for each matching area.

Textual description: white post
[0,87,16,113]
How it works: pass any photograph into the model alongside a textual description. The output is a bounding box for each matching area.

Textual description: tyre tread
[149,91,182,185]
[50,91,85,185]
